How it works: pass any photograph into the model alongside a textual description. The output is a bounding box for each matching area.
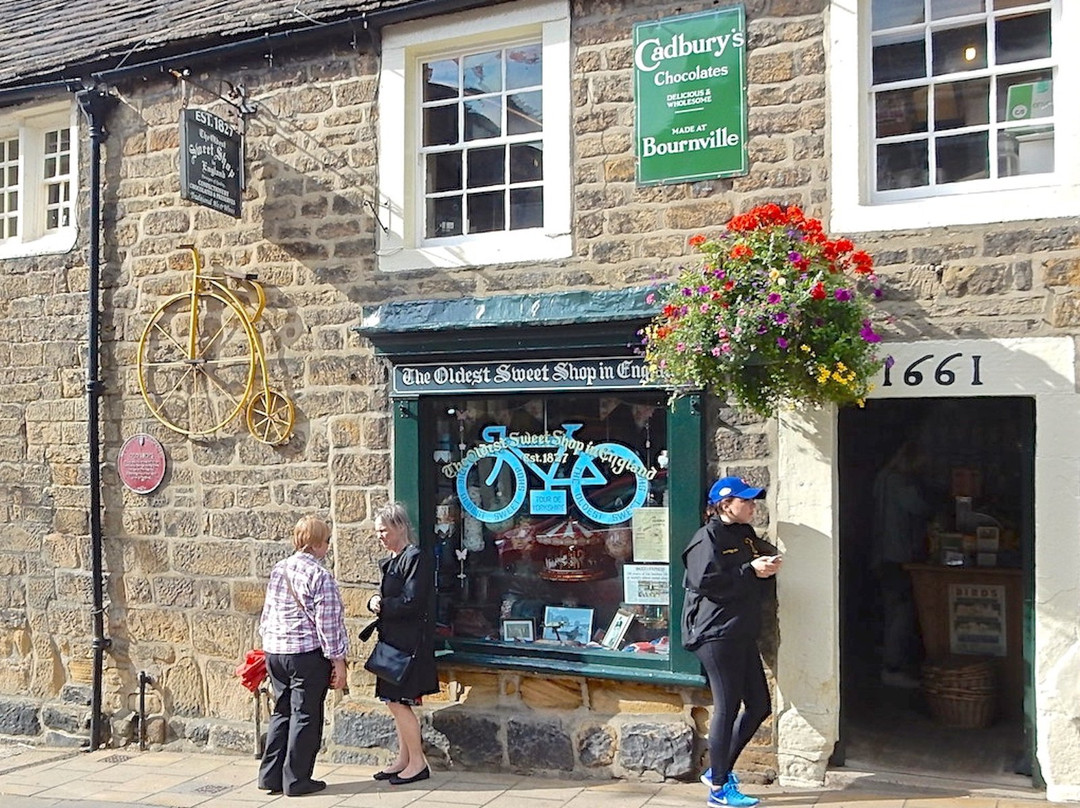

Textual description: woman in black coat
[367,502,438,784]
[682,477,782,807]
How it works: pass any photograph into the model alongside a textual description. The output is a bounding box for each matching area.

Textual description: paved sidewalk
[0,745,1061,808]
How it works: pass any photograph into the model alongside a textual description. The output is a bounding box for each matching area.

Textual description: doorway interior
[835,396,1034,786]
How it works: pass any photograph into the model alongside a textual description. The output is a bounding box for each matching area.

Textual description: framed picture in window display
[542,606,594,645]
[421,391,670,656]
[601,609,635,650]
[501,618,535,643]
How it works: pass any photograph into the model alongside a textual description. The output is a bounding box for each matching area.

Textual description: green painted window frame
[362,289,706,685]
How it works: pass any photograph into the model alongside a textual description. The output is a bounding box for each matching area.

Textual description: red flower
[689,234,707,247]
[810,282,827,300]
[730,244,754,260]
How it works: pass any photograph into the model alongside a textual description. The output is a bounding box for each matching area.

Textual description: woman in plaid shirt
[257,516,348,797]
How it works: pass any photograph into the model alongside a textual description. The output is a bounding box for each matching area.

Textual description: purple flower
[645,292,656,304]
[885,356,896,369]
[757,323,769,335]
[698,285,710,294]
[860,320,882,343]
[873,287,884,298]
[767,292,782,305]
[788,251,803,264]
[681,287,693,297]
[774,312,789,325]
[834,288,852,301]
[777,337,789,349]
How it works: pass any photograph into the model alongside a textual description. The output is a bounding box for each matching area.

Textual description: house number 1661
[882,353,983,388]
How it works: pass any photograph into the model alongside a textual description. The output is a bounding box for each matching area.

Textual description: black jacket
[681,517,774,649]
[370,544,439,699]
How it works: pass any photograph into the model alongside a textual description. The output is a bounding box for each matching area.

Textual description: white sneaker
[881,669,920,689]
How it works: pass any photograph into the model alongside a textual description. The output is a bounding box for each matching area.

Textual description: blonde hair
[373,501,416,546]
[293,515,331,553]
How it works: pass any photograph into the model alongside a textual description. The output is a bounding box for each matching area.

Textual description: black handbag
[364,639,415,686]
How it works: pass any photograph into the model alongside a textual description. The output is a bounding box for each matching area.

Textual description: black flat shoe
[388,767,430,785]
[373,769,403,781]
[285,779,326,796]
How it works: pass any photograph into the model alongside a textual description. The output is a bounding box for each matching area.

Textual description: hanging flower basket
[640,204,885,418]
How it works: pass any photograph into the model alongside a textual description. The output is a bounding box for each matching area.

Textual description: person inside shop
[367,502,439,784]
[682,476,781,808]
[258,515,349,797]
[871,440,933,689]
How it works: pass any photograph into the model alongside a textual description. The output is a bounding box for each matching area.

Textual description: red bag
[235,649,267,693]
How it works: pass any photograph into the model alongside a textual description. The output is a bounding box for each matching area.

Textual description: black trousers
[258,650,331,794]
[693,637,771,786]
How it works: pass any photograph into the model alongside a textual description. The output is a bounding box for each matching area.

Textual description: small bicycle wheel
[137,290,257,438]
[247,390,295,445]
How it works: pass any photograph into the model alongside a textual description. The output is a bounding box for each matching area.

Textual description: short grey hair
[373,501,417,545]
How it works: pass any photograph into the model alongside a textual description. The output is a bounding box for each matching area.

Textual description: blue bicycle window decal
[449,423,652,526]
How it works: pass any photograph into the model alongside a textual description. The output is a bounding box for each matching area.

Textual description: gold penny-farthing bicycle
[136,245,295,445]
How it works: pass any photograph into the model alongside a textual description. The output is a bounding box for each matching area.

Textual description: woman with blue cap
[682,476,782,807]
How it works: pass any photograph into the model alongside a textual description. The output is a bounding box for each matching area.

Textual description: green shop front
[354,289,720,778]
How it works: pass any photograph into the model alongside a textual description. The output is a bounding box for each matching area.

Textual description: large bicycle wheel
[137,290,257,438]
[570,443,650,525]
[455,453,528,523]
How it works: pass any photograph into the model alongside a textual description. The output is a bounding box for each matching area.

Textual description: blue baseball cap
[708,476,766,504]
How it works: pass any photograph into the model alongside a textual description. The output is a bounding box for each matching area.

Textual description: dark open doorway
[835,397,1034,786]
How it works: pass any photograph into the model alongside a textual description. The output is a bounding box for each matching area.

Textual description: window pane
[44,157,56,179]
[425,393,669,654]
[935,78,989,130]
[936,131,989,183]
[931,0,984,20]
[8,139,15,159]
[47,209,59,229]
[427,152,462,193]
[45,130,57,151]
[467,190,504,233]
[877,140,929,189]
[58,129,70,150]
[424,58,459,101]
[6,166,16,185]
[872,0,923,29]
[464,97,502,141]
[424,104,459,146]
[59,155,70,174]
[510,142,543,183]
[464,51,502,95]
[47,184,60,204]
[506,44,542,90]
[7,216,16,237]
[999,72,1052,122]
[467,146,505,188]
[999,127,1053,177]
[996,12,1051,65]
[510,187,543,229]
[931,24,987,75]
[994,0,1035,7]
[872,32,926,83]
[427,196,462,238]
[508,91,542,135]
[6,191,15,211]
[875,87,928,137]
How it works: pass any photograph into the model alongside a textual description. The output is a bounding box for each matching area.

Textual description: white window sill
[831,182,1080,234]
[0,228,77,259]
[378,230,572,272]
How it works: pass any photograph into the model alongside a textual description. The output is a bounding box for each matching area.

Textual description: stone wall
[1,0,1078,782]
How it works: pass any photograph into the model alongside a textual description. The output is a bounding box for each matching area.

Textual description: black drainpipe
[75,84,118,752]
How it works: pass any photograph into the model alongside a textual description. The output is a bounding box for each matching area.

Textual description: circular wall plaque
[117,434,167,494]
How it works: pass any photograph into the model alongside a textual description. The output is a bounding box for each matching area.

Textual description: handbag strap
[283,573,316,626]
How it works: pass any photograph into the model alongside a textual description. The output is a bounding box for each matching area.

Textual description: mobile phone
[771,554,783,563]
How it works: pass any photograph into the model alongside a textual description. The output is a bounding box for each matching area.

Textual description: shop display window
[422,392,671,657]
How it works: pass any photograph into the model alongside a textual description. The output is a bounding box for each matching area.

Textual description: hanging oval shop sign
[117,434,167,495]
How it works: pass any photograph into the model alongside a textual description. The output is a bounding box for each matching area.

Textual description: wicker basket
[922,656,997,728]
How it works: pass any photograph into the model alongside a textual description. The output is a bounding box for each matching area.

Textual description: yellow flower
[799,344,811,353]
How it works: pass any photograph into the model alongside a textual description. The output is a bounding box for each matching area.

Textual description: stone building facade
[1,0,1080,801]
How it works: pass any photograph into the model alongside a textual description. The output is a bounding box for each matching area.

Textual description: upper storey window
[379,0,571,271]
[830,1,1079,232]
[0,102,77,257]
[871,0,1053,196]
